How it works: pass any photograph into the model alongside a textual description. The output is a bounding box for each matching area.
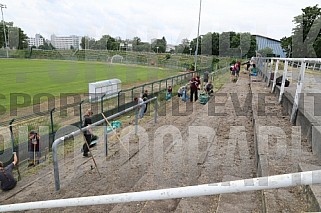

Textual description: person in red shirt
[236,61,241,77]
[189,75,200,102]
[28,130,41,166]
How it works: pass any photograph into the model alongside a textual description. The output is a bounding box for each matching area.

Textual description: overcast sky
[1,0,320,44]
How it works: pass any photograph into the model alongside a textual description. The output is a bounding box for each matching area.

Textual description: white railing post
[290,60,306,124]
[267,59,274,87]
[264,59,269,80]
[278,60,289,104]
[271,59,279,93]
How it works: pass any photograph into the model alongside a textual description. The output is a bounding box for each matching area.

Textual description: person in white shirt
[134,96,146,119]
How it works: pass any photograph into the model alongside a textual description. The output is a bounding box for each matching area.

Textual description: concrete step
[299,163,321,212]
[215,175,261,213]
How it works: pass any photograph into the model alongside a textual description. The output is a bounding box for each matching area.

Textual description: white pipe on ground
[1,170,320,212]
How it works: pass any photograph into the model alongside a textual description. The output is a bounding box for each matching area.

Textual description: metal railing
[0,70,200,166]
[256,57,321,124]
[1,170,320,212]
[52,97,158,191]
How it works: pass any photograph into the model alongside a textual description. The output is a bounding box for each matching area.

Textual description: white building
[27,34,44,47]
[254,35,286,58]
[50,34,81,50]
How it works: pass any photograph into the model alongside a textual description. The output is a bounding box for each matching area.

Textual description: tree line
[1,4,320,58]
[79,35,168,53]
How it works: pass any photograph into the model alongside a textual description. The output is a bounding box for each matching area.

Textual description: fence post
[165,79,168,91]
[271,59,280,93]
[131,88,134,102]
[267,59,274,87]
[135,106,138,135]
[79,100,84,125]
[117,90,122,112]
[151,83,154,95]
[101,94,106,113]
[278,60,289,104]
[50,108,55,143]
[9,119,15,151]
[290,60,306,124]
[104,121,108,157]
[154,98,158,123]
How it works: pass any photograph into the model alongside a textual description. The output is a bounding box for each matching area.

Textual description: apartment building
[27,34,44,47]
[50,34,81,50]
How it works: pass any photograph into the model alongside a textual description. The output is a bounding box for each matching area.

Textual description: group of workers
[0,69,215,193]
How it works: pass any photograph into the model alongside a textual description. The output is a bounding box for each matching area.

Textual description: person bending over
[0,152,18,191]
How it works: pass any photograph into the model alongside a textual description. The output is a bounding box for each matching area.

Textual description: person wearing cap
[82,109,94,157]
[28,130,41,167]
[0,152,18,191]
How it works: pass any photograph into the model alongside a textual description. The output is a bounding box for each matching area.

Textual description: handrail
[1,170,320,212]
[258,57,321,63]
[52,97,158,191]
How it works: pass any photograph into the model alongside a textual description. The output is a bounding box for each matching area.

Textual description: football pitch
[0,59,180,110]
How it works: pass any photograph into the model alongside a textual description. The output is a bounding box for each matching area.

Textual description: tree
[176,38,190,54]
[80,36,96,50]
[201,32,212,55]
[239,33,252,58]
[134,42,150,52]
[0,21,28,49]
[248,35,257,58]
[257,47,274,57]
[291,4,321,57]
[131,36,141,51]
[280,36,292,57]
[152,36,167,53]
[219,32,234,57]
[212,32,220,56]
[183,31,256,58]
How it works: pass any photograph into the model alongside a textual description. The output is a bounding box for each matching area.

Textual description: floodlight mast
[0,3,8,58]
[194,0,202,72]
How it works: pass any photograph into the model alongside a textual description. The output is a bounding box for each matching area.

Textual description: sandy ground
[0,71,319,212]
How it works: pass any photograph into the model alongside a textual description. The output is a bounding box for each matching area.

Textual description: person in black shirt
[0,152,18,191]
[205,81,214,94]
[82,109,94,157]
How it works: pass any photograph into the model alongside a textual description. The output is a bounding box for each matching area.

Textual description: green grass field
[0,59,180,110]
